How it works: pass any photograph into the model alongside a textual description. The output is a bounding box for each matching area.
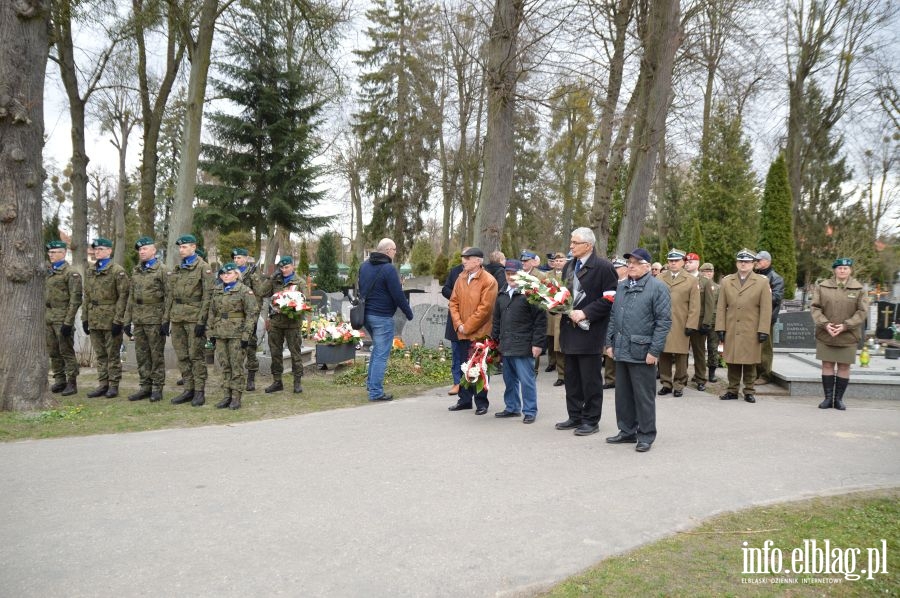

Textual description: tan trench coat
[661,272,701,354]
[715,273,773,364]
[810,276,869,347]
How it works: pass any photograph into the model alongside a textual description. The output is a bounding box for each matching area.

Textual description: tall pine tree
[758,154,797,298]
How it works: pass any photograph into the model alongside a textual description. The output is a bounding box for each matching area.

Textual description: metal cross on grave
[883,304,895,329]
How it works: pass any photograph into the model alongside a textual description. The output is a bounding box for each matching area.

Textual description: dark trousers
[451,340,466,385]
[614,361,657,444]
[455,339,489,409]
[706,330,719,368]
[727,363,757,394]
[564,353,604,425]
[689,331,708,383]
[758,322,775,379]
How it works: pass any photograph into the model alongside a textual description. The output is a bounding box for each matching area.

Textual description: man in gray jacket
[604,248,672,452]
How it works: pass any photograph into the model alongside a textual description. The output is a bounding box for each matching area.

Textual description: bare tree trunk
[0,0,52,410]
[616,0,682,255]
[474,0,523,254]
[114,132,128,267]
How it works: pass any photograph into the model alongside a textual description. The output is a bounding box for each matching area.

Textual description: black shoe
[171,390,195,405]
[744,394,756,403]
[696,382,706,391]
[658,387,672,395]
[475,407,488,415]
[50,381,67,394]
[494,410,521,418]
[61,380,78,396]
[606,432,637,444]
[370,394,393,401]
[128,388,152,401]
[191,391,206,406]
[544,364,556,372]
[635,442,652,452]
[265,380,284,393]
[555,418,580,430]
[105,386,119,399]
[602,383,615,389]
[574,424,599,436]
[553,379,565,387]
[523,414,536,424]
[673,389,683,397]
[719,392,738,400]
[176,378,184,386]
[293,379,303,394]
[448,403,472,411]
[86,386,109,398]
[149,391,162,402]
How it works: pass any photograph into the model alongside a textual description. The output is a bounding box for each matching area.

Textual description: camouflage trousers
[171,321,207,390]
[47,322,78,381]
[217,338,245,392]
[268,326,303,378]
[134,323,166,391]
[90,328,123,385]
[243,326,259,373]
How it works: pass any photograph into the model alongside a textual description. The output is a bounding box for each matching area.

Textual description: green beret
[175,234,198,245]
[91,237,113,248]
[46,240,67,250]
[277,256,293,267]
[134,236,155,250]
[832,257,853,268]
[218,261,239,275]
[195,248,206,259]
[231,247,249,257]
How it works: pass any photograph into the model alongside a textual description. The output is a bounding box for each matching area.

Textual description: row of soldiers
[45,236,306,409]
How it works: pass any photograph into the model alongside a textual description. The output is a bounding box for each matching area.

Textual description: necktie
[629,279,636,288]
[574,260,582,276]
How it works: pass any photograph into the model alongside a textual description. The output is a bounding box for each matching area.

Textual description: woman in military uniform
[45,240,82,396]
[810,258,870,410]
[209,262,260,410]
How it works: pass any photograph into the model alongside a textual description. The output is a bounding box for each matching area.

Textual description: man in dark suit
[555,227,619,436]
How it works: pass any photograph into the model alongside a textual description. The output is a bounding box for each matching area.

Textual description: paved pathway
[2,373,898,597]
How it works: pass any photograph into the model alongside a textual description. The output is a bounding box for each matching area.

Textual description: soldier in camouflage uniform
[209,262,260,409]
[82,238,130,398]
[258,256,304,394]
[124,237,168,402]
[232,247,262,391]
[164,234,213,407]
[700,263,720,381]
[45,240,82,396]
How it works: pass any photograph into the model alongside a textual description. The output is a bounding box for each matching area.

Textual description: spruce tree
[758,154,797,298]
[314,231,341,293]
[432,253,449,284]
[298,239,311,279]
[409,238,434,276]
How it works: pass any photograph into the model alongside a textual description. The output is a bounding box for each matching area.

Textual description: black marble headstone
[875,301,898,340]
[772,311,816,349]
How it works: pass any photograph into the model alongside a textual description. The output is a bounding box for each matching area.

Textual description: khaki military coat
[82,262,129,329]
[164,257,213,324]
[693,273,717,329]
[715,273,773,364]
[661,271,701,354]
[125,260,168,325]
[210,282,260,340]
[545,269,565,343]
[45,262,82,325]
[810,276,869,347]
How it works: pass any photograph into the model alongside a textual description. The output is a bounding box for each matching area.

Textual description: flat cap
[461,247,484,258]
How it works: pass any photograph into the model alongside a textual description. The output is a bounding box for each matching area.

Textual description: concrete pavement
[1,372,898,597]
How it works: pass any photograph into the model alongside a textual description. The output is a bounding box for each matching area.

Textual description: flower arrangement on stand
[460,337,501,393]
[512,271,606,330]
[270,288,312,320]
[312,322,364,346]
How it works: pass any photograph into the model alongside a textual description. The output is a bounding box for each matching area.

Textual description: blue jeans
[365,314,395,400]
[502,355,538,416]
[451,340,466,385]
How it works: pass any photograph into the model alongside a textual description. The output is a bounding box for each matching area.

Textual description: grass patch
[545,488,900,597]
[0,354,449,442]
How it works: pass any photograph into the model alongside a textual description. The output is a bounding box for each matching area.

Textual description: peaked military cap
[46,240,67,250]
[134,236,155,250]
[175,234,198,245]
[832,257,853,268]
[736,248,756,261]
[666,248,686,260]
[277,256,294,267]
[91,237,113,248]
[612,256,627,268]
[519,250,538,260]
[231,247,249,257]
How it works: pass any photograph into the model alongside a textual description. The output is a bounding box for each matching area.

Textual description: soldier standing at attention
[82,238,129,398]
[165,234,213,407]
[209,262,260,410]
[657,249,700,397]
[259,256,305,394]
[232,247,262,391]
[45,240,82,396]
[685,252,716,391]
[699,263,720,382]
[124,237,168,402]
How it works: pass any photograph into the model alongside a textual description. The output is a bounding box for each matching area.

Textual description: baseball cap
[624,248,652,264]
[755,250,772,261]
[504,259,523,272]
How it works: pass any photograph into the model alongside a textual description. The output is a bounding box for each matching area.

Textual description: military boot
[61,378,78,396]
[215,390,232,409]
[246,370,256,392]
[50,380,67,394]
[833,377,849,411]
[149,389,163,402]
[191,387,206,407]
[128,387,152,401]
[176,378,184,386]
[818,375,835,409]
[293,377,303,394]
[87,385,109,398]
[708,367,718,383]
[230,392,242,410]
[171,389,195,404]
[105,386,119,398]
[265,378,283,393]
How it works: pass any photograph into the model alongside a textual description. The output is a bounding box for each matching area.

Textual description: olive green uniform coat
[210,281,260,392]
[164,257,213,391]
[258,273,304,379]
[83,262,129,385]
[659,272,701,391]
[125,259,168,392]
[689,273,717,384]
[45,262,82,382]
[810,276,869,362]
[238,265,263,373]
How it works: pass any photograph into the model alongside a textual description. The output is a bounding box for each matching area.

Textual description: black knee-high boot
[818,375,834,409]
[833,377,849,410]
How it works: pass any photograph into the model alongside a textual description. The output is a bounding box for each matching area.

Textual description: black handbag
[350,267,384,330]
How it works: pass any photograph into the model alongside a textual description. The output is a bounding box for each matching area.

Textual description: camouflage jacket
[209,282,260,340]
[125,259,168,325]
[82,261,129,329]
[258,273,302,329]
[164,257,213,324]
[45,262,82,325]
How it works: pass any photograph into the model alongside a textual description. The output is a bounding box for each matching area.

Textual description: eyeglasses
[627,261,648,267]
[569,241,588,246]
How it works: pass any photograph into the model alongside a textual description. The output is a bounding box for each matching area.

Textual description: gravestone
[420,305,449,348]
[875,301,898,340]
[399,304,431,347]
[773,311,816,349]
